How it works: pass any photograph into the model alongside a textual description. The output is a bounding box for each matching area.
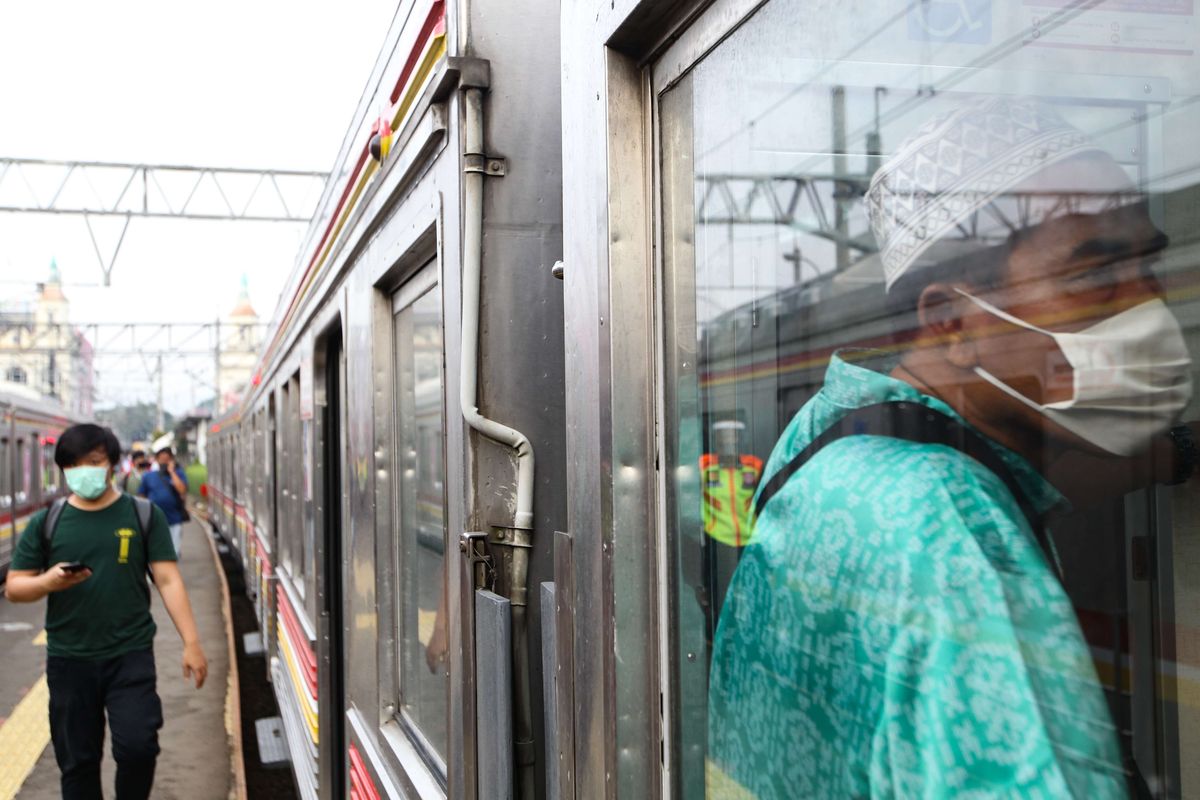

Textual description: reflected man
[708,97,1197,798]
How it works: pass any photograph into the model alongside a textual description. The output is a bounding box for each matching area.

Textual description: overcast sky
[0,0,397,412]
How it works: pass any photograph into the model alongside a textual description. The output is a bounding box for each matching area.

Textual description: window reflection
[659,1,1200,797]
[393,279,448,763]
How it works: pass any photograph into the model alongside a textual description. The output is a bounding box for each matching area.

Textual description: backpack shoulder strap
[131,495,154,538]
[754,401,1046,549]
[41,497,70,564]
[128,495,159,583]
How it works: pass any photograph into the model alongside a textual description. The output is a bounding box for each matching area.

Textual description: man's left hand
[183,641,208,689]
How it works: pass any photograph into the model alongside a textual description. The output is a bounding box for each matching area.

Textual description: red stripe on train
[277,584,318,696]
[348,745,381,800]
[388,0,446,104]
[258,0,448,379]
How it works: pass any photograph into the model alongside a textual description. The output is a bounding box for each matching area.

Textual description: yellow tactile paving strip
[0,674,50,800]
[0,515,33,541]
[0,630,51,800]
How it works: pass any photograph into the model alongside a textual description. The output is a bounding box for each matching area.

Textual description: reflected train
[204,0,1200,798]
[0,392,76,579]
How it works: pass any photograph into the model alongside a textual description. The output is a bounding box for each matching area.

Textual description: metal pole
[831,85,849,273]
[156,353,164,432]
[213,318,221,412]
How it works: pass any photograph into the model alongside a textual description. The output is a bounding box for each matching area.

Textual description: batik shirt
[707,352,1125,799]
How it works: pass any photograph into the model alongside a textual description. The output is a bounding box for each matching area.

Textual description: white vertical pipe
[460,85,537,800]
[459,87,535,531]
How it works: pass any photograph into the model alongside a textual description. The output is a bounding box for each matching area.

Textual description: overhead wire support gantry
[0,157,329,283]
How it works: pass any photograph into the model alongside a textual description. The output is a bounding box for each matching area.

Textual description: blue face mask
[64,466,111,500]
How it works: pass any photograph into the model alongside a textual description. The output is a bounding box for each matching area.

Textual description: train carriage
[0,392,76,580]
[209,0,565,797]
[208,0,1200,798]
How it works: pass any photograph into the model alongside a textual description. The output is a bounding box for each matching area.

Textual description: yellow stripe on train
[276,621,319,745]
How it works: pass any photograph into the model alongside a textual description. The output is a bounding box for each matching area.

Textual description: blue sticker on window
[907,0,992,44]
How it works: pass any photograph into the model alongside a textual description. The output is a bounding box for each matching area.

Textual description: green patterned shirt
[707,352,1125,798]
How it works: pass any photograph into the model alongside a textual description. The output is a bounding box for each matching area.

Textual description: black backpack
[41,495,156,576]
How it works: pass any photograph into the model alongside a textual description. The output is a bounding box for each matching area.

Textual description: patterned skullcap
[865,96,1111,290]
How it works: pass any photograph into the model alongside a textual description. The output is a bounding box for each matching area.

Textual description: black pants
[47,648,163,800]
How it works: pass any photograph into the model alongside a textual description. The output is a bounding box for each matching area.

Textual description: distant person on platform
[5,423,207,800]
[138,447,189,558]
[124,450,149,495]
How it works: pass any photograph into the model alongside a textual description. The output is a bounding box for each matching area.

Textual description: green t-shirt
[12,494,178,660]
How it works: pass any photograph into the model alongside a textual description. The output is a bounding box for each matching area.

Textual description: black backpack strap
[130,495,158,582]
[754,401,1048,552]
[131,495,154,539]
[41,497,70,567]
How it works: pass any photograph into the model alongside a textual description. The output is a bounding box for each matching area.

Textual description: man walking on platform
[138,446,189,558]
[123,450,149,495]
[5,423,208,800]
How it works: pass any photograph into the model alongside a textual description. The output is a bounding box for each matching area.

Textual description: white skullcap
[865,96,1123,291]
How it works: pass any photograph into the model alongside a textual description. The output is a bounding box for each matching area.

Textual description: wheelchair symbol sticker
[908,0,992,43]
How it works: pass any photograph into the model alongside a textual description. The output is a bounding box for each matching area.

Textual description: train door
[316,324,347,800]
[648,2,1200,797]
[563,0,1200,796]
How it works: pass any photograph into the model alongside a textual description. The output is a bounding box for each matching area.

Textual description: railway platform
[0,519,236,800]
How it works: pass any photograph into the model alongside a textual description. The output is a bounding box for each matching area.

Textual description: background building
[216,274,262,414]
[0,259,94,416]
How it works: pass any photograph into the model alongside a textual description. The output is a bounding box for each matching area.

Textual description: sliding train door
[563,0,1200,796]
[317,324,348,800]
[649,2,1200,797]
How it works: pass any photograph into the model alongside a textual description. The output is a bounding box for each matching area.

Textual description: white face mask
[956,290,1193,455]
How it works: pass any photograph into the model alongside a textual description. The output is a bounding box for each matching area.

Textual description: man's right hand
[42,563,92,592]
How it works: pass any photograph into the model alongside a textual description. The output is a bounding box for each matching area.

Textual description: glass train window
[0,437,10,507]
[656,1,1200,796]
[42,439,57,495]
[15,438,28,504]
[279,381,296,579]
[285,372,307,597]
[266,395,276,543]
[30,435,42,501]
[390,262,448,764]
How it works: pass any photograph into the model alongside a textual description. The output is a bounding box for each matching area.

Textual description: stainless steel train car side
[208,0,1200,797]
[0,392,75,579]
[207,0,564,797]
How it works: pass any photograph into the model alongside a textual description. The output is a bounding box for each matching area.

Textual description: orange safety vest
[700,453,764,548]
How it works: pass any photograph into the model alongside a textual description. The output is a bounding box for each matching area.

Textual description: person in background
[695,420,762,635]
[5,423,207,800]
[123,450,149,495]
[138,446,189,557]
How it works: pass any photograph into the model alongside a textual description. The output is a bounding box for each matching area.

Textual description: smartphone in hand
[60,562,91,573]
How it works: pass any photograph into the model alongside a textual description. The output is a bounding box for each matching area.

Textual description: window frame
[369,250,451,786]
[384,259,450,776]
[646,1,1189,795]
